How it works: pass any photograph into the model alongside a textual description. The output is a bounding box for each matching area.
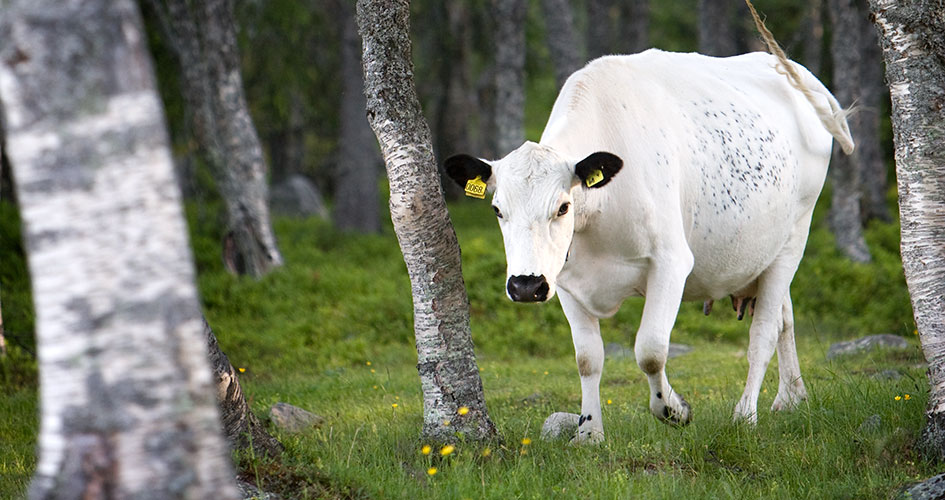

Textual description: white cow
[445,49,853,443]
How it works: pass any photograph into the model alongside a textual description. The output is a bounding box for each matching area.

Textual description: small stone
[898,472,945,500]
[826,334,910,360]
[541,412,580,440]
[858,414,881,434]
[269,402,325,433]
[237,479,281,500]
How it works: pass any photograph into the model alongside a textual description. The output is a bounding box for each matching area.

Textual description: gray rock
[269,402,325,433]
[826,334,910,360]
[541,412,580,440]
[858,414,882,434]
[898,472,945,500]
[270,175,329,218]
[237,479,280,500]
[604,342,693,360]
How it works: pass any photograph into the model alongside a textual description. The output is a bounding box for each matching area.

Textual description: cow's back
[544,50,834,303]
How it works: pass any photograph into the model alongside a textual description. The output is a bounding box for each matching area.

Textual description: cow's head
[445,142,622,303]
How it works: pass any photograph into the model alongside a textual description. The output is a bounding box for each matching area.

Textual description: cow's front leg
[636,254,693,425]
[558,289,605,444]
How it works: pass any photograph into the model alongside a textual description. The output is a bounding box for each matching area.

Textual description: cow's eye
[557,202,570,217]
[493,206,503,218]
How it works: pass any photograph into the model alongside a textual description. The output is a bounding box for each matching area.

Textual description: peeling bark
[357,0,497,442]
[869,0,945,461]
[0,0,238,497]
[203,318,283,458]
[145,0,284,278]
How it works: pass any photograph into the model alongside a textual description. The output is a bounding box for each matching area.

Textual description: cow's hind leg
[771,293,808,411]
[558,289,605,444]
[733,252,802,423]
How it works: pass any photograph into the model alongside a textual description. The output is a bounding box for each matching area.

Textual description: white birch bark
[0,1,239,497]
[357,0,498,442]
[869,0,945,460]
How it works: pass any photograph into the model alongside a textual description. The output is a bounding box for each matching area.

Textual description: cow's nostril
[507,275,549,302]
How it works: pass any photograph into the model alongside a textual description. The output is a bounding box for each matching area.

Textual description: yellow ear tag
[465,175,487,199]
[585,169,604,187]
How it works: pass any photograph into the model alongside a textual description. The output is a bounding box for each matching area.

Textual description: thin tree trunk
[435,0,475,199]
[857,4,891,222]
[493,0,527,156]
[618,0,650,54]
[698,0,738,56]
[586,0,616,59]
[801,0,825,77]
[827,0,872,262]
[0,1,239,497]
[204,318,283,458]
[333,0,383,233]
[0,127,6,357]
[541,0,582,89]
[147,0,284,278]
[357,0,498,442]
[870,0,945,461]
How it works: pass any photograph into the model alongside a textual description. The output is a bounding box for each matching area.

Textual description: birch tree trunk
[698,0,738,56]
[492,0,527,156]
[617,0,650,55]
[541,0,582,90]
[869,0,945,460]
[0,0,239,497]
[333,0,383,233]
[828,0,872,262]
[146,0,284,278]
[357,0,498,442]
[0,129,6,357]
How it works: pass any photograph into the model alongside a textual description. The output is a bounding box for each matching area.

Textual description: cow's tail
[744,0,855,155]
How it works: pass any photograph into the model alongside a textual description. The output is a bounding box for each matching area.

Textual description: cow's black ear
[575,152,623,189]
[444,154,492,188]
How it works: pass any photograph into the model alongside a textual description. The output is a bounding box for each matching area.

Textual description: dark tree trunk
[698,0,738,56]
[586,0,616,59]
[333,0,383,233]
[869,0,945,463]
[617,0,650,54]
[541,0,582,89]
[203,318,283,458]
[801,0,825,76]
[857,5,891,222]
[357,0,498,442]
[828,0,872,262]
[0,0,239,497]
[493,0,527,156]
[146,0,284,278]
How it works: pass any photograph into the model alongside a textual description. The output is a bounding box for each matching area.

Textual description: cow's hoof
[570,427,604,445]
[771,386,808,412]
[654,394,691,426]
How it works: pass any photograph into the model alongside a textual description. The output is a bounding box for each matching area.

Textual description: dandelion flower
[905,394,912,400]
[440,445,455,456]
[458,406,470,416]
[373,385,378,389]
[421,445,432,455]
[895,395,902,401]
[238,367,246,373]
[606,399,612,405]
[366,361,372,366]
[521,437,532,445]
[427,467,437,476]
[481,447,491,457]
[544,371,549,375]
[370,369,376,373]
[392,403,399,408]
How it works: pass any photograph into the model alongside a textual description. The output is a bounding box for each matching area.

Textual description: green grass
[0,195,931,499]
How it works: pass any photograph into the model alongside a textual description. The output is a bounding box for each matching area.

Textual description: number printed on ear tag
[465,175,486,199]
[585,169,604,187]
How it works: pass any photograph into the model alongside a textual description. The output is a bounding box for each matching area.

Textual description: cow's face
[446,142,622,303]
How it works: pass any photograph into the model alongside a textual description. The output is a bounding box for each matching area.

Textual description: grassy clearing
[0,195,931,499]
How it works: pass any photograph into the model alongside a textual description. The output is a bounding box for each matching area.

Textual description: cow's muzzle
[507,275,550,302]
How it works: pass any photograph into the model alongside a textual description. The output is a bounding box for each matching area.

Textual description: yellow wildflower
[427,467,437,476]
[481,447,492,457]
[607,399,612,405]
[458,406,470,416]
[895,395,902,401]
[440,445,455,456]
[366,361,372,366]
[238,367,246,373]
[443,420,451,426]
[544,371,549,375]
[421,445,432,455]
[392,403,399,408]
[521,437,532,445]
[905,394,912,400]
